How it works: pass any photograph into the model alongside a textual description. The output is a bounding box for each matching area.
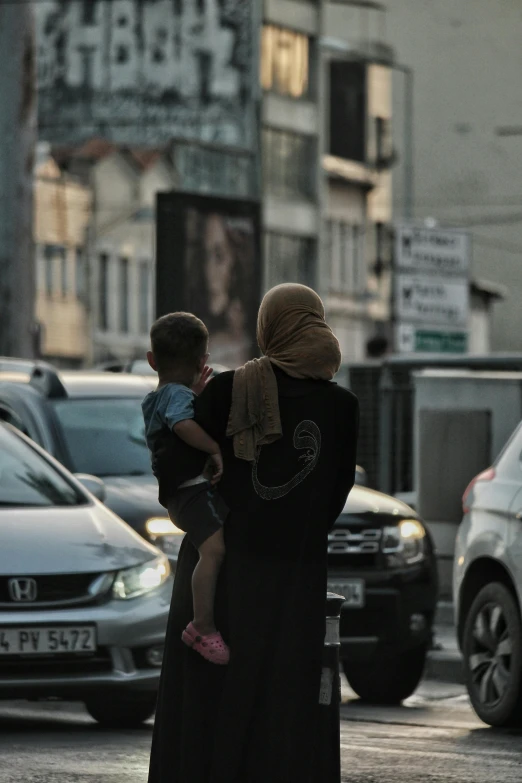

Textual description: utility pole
[0,4,37,358]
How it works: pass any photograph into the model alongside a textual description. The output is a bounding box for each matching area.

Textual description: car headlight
[382,519,426,566]
[113,555,171,600]
[145,517,185,559]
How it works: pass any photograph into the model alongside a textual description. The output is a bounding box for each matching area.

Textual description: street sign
[397,324,468,354]
[393,223,471,354]
[395,274,469,327]
[395,225,470,275]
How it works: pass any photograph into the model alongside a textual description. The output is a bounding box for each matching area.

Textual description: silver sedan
[0,422,173,727]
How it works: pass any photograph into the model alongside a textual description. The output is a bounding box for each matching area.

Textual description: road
[1,680,521,783]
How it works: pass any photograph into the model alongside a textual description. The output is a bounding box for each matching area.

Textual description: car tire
[344,644,427,704]
[462,582,522,727]
[85,694,156,728]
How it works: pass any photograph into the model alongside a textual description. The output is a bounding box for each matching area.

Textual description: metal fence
[344,354,522,498]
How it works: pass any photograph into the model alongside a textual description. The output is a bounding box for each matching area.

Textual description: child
[142,312,230,665]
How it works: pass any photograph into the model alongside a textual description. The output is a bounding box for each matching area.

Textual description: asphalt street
[1,679,521,783]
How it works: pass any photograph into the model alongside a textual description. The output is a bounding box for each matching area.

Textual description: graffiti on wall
[36,0,255,148]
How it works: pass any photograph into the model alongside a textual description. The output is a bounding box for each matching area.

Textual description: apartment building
[34,146,92,366]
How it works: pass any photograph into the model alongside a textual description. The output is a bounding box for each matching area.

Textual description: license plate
[0,626,97,655]
[328,580,365,608]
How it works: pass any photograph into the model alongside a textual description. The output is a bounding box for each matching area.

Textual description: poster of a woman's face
[184,208,257,369]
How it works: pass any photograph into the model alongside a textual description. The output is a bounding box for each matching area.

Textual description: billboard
[156,193,261,369]
[35,0,256,150]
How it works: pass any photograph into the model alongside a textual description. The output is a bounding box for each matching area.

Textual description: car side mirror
[75,474,107,503]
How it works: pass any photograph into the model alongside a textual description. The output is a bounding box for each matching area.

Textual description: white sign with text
[395,225,470,276]
[396,274,469,327]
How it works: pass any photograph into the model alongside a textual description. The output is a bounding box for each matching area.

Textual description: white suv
[454,422,522,726]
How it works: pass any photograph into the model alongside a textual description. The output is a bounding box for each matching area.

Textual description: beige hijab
[226,283,342,462]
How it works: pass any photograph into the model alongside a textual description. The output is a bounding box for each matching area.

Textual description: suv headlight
[145,517,185,559]
[113,555,171,600]
[382,519,426,566]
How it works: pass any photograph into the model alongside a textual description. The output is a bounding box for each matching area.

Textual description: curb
[425,648,464,685]
[434,601,455,627]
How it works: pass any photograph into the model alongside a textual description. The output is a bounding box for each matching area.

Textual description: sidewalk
[425,601,464,685]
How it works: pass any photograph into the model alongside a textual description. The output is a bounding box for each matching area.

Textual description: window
[79,46,96,89]
[139,262,150,334]
[116,45,129,65]
[261,25,310,98]
[60,249,68,297]
[44,245,54,296]
[265,232,315,289]
[43,244,66,298]
[374,116,394,168]
[76,247,85,299]
[52,398,152,478]
[99,253,109,331]
[373,221,392,278]
[329,61,367,163]
[262,128,316,200]
[324,220,365,295]
[0,406,30,437]
[119,257,130,333]
[0,426,85,508]
[82,0,96,26]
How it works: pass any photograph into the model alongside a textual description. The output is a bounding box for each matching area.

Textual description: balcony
[323,0,395,67]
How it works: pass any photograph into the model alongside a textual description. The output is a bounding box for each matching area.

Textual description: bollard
[315,592,344,782]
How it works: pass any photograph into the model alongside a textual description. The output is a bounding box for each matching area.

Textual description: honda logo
[8,578,38,602]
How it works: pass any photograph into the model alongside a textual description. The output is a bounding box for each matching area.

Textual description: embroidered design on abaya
[252,420,321,500]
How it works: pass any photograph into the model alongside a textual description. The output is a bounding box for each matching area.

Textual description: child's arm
[172,419,223,482]
[173,418,218,456]
[163,385,223,482]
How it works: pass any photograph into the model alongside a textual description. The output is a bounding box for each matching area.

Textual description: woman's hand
[192,366,213,396]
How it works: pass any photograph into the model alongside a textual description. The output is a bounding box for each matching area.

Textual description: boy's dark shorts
[167,482,229,550]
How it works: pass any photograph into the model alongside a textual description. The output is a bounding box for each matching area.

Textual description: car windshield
[0,426,85,507]
[52,398,152,478]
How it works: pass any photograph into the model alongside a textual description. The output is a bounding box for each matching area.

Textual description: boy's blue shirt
[142,383,195,452]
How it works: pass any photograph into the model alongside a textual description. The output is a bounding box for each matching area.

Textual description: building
[34,146,92,367]
[385,0,521,352]
[35,0,259,364]
[260,1,397,365]
[35,1,402,366]
[260,4,321,294]
[54,139,177,364]
[322,1,395,361]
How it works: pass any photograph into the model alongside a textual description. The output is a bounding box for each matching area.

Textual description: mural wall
[35,0,256,148]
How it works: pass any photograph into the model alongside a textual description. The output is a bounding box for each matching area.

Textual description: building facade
[54,140,177,364]
[260,2,322,293]
[34,0,402,366]
[34,147,92,366]
[321,1,395,361]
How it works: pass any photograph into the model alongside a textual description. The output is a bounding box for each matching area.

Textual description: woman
[185,210,256,368]
[148,283,359,783]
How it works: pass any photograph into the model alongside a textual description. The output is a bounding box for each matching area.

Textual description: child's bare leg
[192,528,225,636]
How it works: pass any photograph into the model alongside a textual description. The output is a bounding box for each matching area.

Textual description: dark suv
[329,486,438,703]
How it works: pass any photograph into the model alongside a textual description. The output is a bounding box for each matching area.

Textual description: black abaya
[148,369,358,783]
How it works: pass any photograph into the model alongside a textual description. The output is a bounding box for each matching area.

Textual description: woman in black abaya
[148,283,359,783]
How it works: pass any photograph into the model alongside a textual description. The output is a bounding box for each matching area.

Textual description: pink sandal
[181,622,230,665]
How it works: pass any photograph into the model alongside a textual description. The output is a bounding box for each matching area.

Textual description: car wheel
[344,644,427,704]
[85,694,156,728]
[462,582,522,727]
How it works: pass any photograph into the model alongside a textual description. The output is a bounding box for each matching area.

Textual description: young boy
[142,312,230,665]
